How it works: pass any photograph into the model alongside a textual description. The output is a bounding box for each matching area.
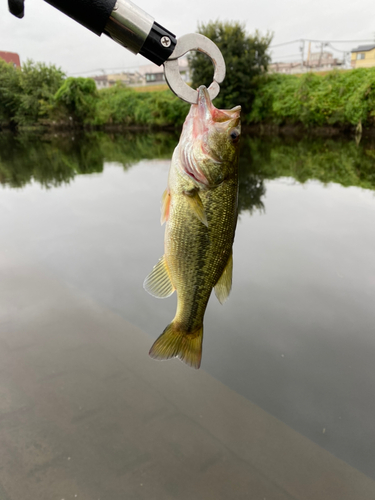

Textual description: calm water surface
[1,132,375,484]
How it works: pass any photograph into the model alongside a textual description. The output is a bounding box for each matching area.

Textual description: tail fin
[149,322,203,369]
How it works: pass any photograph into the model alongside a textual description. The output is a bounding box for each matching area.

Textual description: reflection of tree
[237,134,375,215]
[1,131,375,211]
[0,132,102,188]
[0,131,178,189]
[238,139,266,214]
[243,134,375,191]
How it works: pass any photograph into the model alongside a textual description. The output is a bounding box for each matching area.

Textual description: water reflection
[0,131,178,189]
[1,131,375,204]
[242,134,375,190]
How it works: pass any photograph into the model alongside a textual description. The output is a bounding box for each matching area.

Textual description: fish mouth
[185,85,241,140]
[196,86,241,127]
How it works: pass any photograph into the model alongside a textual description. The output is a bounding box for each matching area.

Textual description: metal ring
[163,33,226,104]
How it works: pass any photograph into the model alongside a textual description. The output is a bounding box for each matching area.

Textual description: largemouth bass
[144,86,241,369]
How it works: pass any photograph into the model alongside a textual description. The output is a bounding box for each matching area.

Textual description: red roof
[0,51,21,67]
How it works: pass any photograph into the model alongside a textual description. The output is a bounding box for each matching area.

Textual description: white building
[137,57,190,85]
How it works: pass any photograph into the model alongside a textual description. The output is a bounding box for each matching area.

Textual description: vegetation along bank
[1,21,375,132]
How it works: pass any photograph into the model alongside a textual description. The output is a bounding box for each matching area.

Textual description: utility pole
[306,41,311,70]
[342,52,347,68]
[300,39,305,71]
[318,42,329,70]
[318,42,324,69]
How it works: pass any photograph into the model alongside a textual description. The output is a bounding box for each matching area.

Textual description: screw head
[160,36,171,48]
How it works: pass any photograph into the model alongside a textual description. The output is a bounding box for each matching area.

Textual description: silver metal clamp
[164,33,226,104]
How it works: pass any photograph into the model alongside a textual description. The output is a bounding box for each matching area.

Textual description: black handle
[139,22,176,66]
[8,0,25,18]
[45,0,116,36]
[8,0,177,66]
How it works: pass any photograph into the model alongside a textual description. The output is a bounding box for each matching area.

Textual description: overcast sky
[1,0,375,75]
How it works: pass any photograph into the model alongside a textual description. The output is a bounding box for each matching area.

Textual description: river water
[0,131,375,495]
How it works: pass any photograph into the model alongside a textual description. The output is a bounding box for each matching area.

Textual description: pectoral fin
[143,255,175,298]
[184,189,208,227]
[214,252,233,304]
[160,189,171,225]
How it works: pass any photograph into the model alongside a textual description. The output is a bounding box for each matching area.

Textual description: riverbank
[248,68,375,130]
[2,59,375,132]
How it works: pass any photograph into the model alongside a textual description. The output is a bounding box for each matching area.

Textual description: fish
[143,85,241,369]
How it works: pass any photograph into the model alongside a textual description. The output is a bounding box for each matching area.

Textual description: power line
[68,38,368,76]
[270,53,305,59]
[270,38,375,48]
[326,43,350,54]
[270,39,303,48]
[67,61,157,76]
[67,56,189,77]
[271,45,349,58]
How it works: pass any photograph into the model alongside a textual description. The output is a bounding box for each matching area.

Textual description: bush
[0,59,21,127]
[93,84,189,127]
[54,77,97,124]
[16,61,65,125]
[249,68,375,127]
[0,59,64,127]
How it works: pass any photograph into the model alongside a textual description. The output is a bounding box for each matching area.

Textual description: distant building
[106,72,143,86]
[145,71,165,83]
[0,51,20,68]
[92,75,110,90]
[138,57,190,85]
[351,44,375,68]
[91,57,190,90]
[92,72,144,89]
[269,52,342,74]
[269,61,302,74]
[307,51,340,69]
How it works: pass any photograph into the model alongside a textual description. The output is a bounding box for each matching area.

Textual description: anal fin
[184,189,208,227]
[143,255,175,298]
[214,252,233,304]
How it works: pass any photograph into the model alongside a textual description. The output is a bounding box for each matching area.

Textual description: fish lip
[197,85,241,126]
[197,86,211,110]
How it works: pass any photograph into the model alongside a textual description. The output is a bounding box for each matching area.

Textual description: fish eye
[230,130,240,143]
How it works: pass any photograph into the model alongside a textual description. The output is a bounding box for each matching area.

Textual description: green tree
[0,59,21,127]
[54,77,98,124]
[189,21,272,114]
[16,60,65,125]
